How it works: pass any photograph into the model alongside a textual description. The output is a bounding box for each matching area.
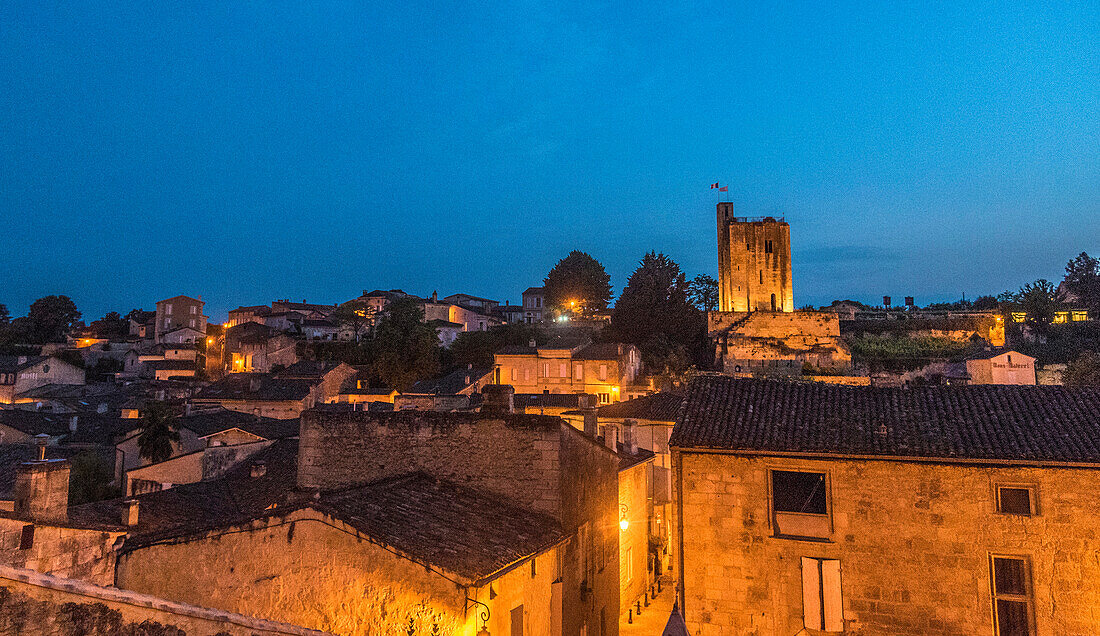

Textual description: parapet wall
[298,410,564,518]
[708,311,841,338]
[0,564,327,636]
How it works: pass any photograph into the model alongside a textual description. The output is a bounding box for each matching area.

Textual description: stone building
[66,400,627,636]
[0,355,86,404]
[962,349,1036,385]
[671,376,1100,635]
[154,295,207,344]
[709,311,851,376]
[493,340,645,404]
[715,203,793,313]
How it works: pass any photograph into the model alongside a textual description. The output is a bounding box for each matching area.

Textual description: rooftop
[671,376,1100,464]
[195,374,315,403]
[178,408,299,440]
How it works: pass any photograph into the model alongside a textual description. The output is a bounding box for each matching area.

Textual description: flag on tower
[719,186,728,192]
[711,182,719,189]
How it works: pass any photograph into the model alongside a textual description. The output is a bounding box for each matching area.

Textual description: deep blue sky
[2,2,1097,321]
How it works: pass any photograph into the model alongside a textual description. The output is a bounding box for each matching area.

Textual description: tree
[138,402,180,464]
[25,295,81,343]
[368,297,440,391]
[971,295,999,310]
[687,274,719,311]
[68,451,120,505]
[1063,351,1100,387]
[609,252,708,375]
[450,323,543,369]
[332,299,376,342]
[543,251,613,313]
[90,311,128,339]
[1063,252,1100,311]
[1013,279,1058,333]
[0,303,8,326]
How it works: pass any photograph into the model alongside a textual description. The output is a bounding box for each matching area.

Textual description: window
[524,368,530,381]
[759,270,764,284]
[19,524,34,550]
[165,305,172,315]
[765,239,773,254]
[991,556,1033,636]
[560,363,567,378]
[575,363,583,380]
[599,392,610,404]
[771,470,830,539]
[511,605,524,636]
[801,557,843,632]
[510,368,517,382]
[1072,310,1088,322]
[996,486,1035,516]
[530,556,537,578]
[599,364,608,381]
[189,305,197,314]
[625,546,633,583]
[543,362,550,378]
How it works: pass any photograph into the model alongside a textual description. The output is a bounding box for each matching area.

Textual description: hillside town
[0,205,1098,635]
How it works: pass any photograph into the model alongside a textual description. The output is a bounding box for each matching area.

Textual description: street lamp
[619,503,629,531]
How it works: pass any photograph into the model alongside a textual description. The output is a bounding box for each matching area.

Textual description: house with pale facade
[672,376,1100,636]
[0,356,85,404]
[962,349,1036,385]
[493,339,645,404]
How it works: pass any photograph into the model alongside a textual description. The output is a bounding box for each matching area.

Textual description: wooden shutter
[822,559,844,631]
[801,557,823,630]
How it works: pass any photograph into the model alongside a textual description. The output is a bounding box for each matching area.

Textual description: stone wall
[618,460,650,615]
[299,411,563,518]
[559,427,620,636]
[709,311,840,338]
[118,506,556,636]
[677,451,1100,635]
[0,564,325,635]
[0,517,122,586]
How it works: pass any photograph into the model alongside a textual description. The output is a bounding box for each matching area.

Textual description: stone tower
[716,202,793,312]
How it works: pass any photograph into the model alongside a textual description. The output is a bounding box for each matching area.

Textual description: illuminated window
[1011,312,1026,323]
[599,393,609,404]
[991,556,1033,636]
[1072,311,1088,321]
[996,486,1035,516]
[1053,312,1068,324]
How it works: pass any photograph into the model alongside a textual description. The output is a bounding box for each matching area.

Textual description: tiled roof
[408,367,492,395]
[196,374,314,403]
[72,441,563,582]
[592,393,684,422]
[966,348,1033,361]
[671,376,1100,463]
[179,408,299,439]
[515,393,588,409]
[0,356,47,373]
[70,439,300,543]
[573,343,625,361]
[0,410,75,436]
[277,361,339,379]
[144,360,196,371]
[522,287,544,296]
[319,473,563,582]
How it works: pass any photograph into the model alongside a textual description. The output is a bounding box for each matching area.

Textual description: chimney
[68,416,78,433]
[482,384,515,414]
[250,461,267,478]
[17,356,27,365]
[184,402,193,416]
[603,423,619,451]
[622,419,638,455]
[123,499,140,527]
[14,435,70,524]
[432,291,438,302]
[249,376,263,393]
[528,339,537,348]
[582,395,598,438]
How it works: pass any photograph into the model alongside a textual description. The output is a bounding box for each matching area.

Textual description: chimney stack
[603,423,619,451]
[623,419,638,455]
[481,384,515,414]
[581,394,598,438]
[123,499,140,526]
[249,376,263,393]
[250,461,267,478]
[14,435,70,524]
[68,416,78,433]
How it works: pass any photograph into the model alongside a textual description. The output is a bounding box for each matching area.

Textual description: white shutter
[801,557,822,630]
[822,559,844,631]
